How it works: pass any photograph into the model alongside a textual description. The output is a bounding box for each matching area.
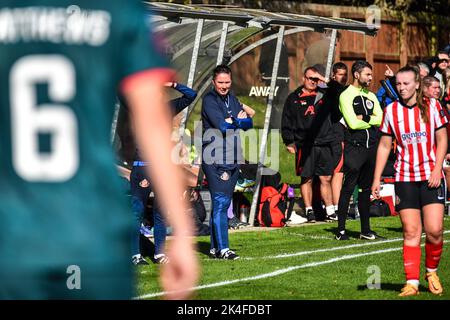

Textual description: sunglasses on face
[305,76,320,82]
[439,59,449,63]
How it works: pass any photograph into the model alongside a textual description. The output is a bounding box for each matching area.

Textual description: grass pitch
[135,215,450,300]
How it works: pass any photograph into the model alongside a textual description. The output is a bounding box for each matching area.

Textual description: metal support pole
[216,22,229,66]
[248,26,285,226]
[324,29,338,80]
[178,18,204,137]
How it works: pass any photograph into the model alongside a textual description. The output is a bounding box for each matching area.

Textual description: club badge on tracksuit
[220,171,230,181]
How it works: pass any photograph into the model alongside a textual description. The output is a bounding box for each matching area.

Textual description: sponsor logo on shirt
[401,131,427,144]
[304,105,315,116]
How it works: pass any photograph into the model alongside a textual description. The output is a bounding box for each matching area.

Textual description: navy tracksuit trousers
[202,164,239,252]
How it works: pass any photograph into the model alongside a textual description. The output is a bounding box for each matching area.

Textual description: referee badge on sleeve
[366,100,374,109]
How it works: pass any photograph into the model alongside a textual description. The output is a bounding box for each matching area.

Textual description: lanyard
[223,95,233,117]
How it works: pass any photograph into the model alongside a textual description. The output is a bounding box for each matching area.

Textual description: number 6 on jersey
[10,55,79,182]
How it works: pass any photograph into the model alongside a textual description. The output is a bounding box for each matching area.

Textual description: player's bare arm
[124,74,199,300]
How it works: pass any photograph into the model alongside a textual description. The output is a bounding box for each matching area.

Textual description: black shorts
[295,144,334,178]
[395,180,446,211]
[331,142,344,173]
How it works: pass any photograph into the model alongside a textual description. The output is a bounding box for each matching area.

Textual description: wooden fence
[230,3,450,93]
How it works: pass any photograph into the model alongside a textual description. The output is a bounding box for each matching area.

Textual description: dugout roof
[145,2,378,35]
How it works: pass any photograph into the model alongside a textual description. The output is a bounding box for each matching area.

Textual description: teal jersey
[0,0,170,278]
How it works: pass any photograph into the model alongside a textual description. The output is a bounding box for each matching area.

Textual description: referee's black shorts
[295,144,334,179]
[395,179,446,211]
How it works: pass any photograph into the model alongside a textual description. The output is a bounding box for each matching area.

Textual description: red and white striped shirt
[380,98,448,182]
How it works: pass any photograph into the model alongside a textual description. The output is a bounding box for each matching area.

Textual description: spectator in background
[422,76,442,101]
[421,76,450,200]
[437,59,450,201]
[435,51,450,82]
[335,60,384,241]
[376,64,399,109]
[433,51,450,96]
[425,56,440,78]
[372,66,447,297]
[281,66,338,223]
[128,82,197,265]
[417,62,431,79]
[377,63,429,110]
[315,62,349,215]
[442,68,450,111]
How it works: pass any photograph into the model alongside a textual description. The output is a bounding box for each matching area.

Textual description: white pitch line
[135,239,449,300]
[287,233,333,240]
[241,230,450,260]
[243,237,404,260]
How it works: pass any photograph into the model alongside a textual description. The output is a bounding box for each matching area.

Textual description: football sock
[425,241,443,271]
[403,245,421,282]
[406,280,420,287]
[326,205,335,215]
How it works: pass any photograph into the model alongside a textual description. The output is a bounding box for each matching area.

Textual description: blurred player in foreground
[0,0,198,299]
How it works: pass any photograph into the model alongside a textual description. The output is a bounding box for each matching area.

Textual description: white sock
[406,280,420,287]
[339,230,345,235]
[326,205,335,215]
[305,206,313,212]
[132,254,141,259]
[426,268,437,273]
[220,248,230,255]
[334,204,338,212]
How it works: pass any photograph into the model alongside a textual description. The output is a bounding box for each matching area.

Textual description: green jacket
[339,84,382,148]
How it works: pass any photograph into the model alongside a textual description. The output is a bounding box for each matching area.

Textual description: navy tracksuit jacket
[201,89,252,252]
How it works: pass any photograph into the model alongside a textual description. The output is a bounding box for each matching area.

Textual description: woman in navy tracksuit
[202,65,253,260]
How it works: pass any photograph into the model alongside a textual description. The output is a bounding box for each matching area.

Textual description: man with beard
[335,60,384,240]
